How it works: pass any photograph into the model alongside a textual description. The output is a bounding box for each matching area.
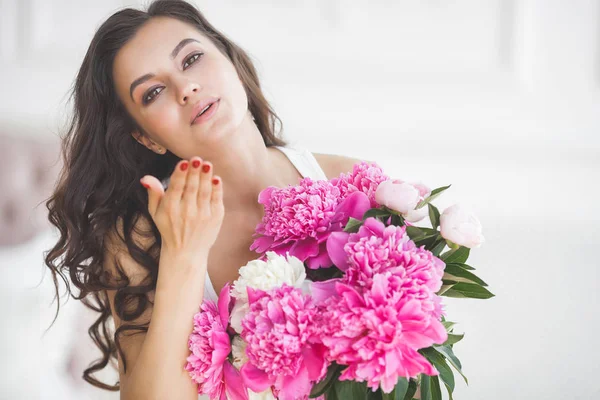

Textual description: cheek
[227,74,248,121]
[213,60,248,113]
[146,103,181,140]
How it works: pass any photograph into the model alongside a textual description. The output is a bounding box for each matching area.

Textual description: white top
[201,145,328,304]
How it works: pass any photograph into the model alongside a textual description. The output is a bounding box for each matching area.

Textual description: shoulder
[311,152,373,180]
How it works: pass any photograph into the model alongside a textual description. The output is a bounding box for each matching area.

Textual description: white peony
[230,251,308,334]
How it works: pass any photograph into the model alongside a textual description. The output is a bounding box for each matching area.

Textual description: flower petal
[309,279,341,303]
[326,231,350,271]
[211,330,231,365]
[289,237,320,261]
[302,344,328,382]
[250,235,275,253]
[305,244,333,269]
[335,191,371,221]
[241,363,272,393]
[278,365,311,400]
[224,361,249,400]
[218,282,232,329]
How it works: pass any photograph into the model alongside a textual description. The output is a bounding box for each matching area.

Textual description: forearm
[121,252,207,400]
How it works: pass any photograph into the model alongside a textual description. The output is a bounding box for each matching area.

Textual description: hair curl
[44,0,286,390]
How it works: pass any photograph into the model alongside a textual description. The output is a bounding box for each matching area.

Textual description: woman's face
[113,16,249,158]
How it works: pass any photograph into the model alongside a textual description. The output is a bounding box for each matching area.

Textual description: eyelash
[142,52,204,105]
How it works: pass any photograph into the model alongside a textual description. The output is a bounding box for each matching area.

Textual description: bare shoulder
[312,152,373,180]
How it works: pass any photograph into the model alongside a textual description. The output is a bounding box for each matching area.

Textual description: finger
[140,175,165,217]
[210,175,224,215]
[164,160,190,210]
[198,160,214,210]
[183,156,202,215]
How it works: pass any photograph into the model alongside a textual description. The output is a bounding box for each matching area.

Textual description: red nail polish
[180,162,189,171]
[142,182,150,189]
[212,178,219,185]
[192,160,201,168]
[202,164,211,173]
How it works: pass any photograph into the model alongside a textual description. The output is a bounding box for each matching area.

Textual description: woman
[44,0,363,399]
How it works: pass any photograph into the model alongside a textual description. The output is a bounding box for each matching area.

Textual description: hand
[140,157,224,266]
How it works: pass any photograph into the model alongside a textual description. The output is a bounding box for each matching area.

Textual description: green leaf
[437,282,456,296]
[366,387,381,400]
[419,227,439,235]
[420,348,455,392]
[344,217,363,233]
[443,282,495,299]
[440,246,470,264]
[442,321,457,331]
[450,262,476,271]
[430,375,443,400]
[309,364,341,398]
[443,376,455,400]
[363,208,391,220]
[434,345,469,385]
[390,214,404,226]
[428,203,441,229]
[430,238,447,257]
[382,377,410,400]
[420,375,431,400]
[334,379,368,399]
[443,333,465,346]
[413,234,439,248]
[325,385,339,400]
[403,380,418,400]
[405,226,425,239]
[415,185,452,210]
[443,264,488,286]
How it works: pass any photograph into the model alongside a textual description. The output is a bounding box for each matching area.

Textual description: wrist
[160,246,208,268]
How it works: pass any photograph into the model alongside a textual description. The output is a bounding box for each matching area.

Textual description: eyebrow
[129,38,201,102]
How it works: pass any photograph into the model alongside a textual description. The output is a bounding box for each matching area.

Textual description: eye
[142,86,164,105]
[183,52,203,70]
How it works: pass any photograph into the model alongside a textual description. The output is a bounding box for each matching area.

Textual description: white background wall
[1,0,598,399]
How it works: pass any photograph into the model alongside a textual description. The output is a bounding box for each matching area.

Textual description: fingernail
[212,178,219,185]
[141,180,150,189]
[180,162,189,171]
[192,160,201,168]
[202,164,211,173]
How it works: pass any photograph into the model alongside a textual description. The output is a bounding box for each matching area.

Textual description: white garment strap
[274,146,328,181]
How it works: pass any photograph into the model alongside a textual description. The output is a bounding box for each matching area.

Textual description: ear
[131,130,147,147]
[131,130,165,154]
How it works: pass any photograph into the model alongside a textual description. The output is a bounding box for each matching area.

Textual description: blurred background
[0,0,598,399]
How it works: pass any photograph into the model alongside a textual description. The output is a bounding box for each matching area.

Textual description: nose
[177,78,201,105]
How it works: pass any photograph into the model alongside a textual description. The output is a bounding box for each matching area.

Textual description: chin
[192,121,232,144]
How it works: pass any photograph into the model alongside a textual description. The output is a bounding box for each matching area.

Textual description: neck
[198,113,300,216]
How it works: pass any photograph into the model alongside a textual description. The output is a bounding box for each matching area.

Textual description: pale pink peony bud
[375,179,431,222]
[440,204,485,248]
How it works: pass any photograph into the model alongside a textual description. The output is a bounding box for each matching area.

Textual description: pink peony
[240,285,328,400]
[186,283,248,400]
[327,217,446,307]
[317,274,448,394]
[250,178,370,269]
[331,161,390,208]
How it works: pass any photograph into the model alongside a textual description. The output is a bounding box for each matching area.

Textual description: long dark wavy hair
[43,0,287,391]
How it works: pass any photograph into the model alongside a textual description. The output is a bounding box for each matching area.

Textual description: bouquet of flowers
[186,162,492,400]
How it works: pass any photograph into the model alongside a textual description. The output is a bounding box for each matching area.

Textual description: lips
[190,97,219,125]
